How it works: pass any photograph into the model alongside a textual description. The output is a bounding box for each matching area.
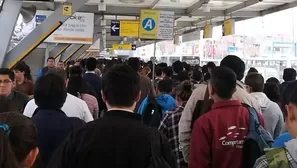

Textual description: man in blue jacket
[37,57,55,78]
[138,79,176,116]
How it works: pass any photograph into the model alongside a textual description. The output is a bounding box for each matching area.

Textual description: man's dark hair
[47,57,55,62]
[13,61,32,81]
[248,67,258,74]
[245,72,264,92]
[0,68,14,81]
[192,70,203,82]
[281,81,297,118]
[172,60,183,74]
[283,68,296,82]
[70,66,83,76]
[158,62,167,68]
[155,67,162,76]
[207,62,216,70]
[47,67,67,80]
[210,67,237,99]
[58,60,64,63]
[178,71,190,82]
[163,67,173,78]
[220,55,245,81]
[264,83,280,103]
[127,57,140,72]
[34,73,67,109]
[266,77,280,85]
[157,79,173,94]
[86,57,97,71]
[102,64,140,107]
[13,62,27,72]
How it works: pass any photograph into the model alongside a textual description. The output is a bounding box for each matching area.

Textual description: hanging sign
[62,2,72,16]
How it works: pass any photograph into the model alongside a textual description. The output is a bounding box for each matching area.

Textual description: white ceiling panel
[240,2,284,11]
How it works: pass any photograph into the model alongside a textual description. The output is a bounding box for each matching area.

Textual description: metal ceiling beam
[3,0,89,68]
[191,10,259,17]
[261,1,297,16]
[186,0,210,15]
[149,0,161,9]
[191,16,213,26]
[0,0,22,67]
[225,0,259,14]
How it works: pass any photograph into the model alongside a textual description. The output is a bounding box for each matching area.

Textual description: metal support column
[2,0,89,68]
[49,44,71,59]
[60,44,83,63]
[0,0,22,67]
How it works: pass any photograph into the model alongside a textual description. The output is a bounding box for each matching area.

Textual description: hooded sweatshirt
[137,94,176,116]
[250,92,284,139]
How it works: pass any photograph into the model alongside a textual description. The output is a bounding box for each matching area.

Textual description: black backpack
[142,95,163,127]
[148,128,173,168]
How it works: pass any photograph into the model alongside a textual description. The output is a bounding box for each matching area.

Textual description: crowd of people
[0,55,297,168]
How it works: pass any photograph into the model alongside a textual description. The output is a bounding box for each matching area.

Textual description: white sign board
[36,10,94,44]
[182,30,200,43]
[158,11,175,40]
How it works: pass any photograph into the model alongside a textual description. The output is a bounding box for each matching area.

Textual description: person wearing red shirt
[189,66,264,168]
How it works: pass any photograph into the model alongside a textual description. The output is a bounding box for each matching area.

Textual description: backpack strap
[264,148,289,168]
[243,104,260,132]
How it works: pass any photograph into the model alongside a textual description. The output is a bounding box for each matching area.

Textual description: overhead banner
[36,10,94,44]
[139,9,174,40]
[223,19,235,36]
[110,20,139,37]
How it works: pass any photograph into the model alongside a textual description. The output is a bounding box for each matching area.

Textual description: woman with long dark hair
[67,66,99,119]
[0,112,39,168]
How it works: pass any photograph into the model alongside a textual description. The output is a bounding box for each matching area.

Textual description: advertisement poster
[10,10,94,51]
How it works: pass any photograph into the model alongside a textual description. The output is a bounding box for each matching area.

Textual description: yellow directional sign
[120,20,139,37]
[112,44,132,50]
[62,2,72,16]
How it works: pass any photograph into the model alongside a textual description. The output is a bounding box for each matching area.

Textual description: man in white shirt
[23,67,93,123]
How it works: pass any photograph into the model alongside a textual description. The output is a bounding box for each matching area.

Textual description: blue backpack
[242,104,274,168]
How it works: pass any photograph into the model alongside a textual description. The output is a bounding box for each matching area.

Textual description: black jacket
[32,108,85,166]
[47,110,176,168]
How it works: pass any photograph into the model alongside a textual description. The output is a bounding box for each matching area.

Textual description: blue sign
[111,20,120,36]
[142,18,155,31]
[132,44,137,50]
[227,46,237,52]
[35,15,47,25]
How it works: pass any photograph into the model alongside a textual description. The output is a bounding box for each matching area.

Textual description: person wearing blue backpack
[254,81,297,168]
[189,66,268,168]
